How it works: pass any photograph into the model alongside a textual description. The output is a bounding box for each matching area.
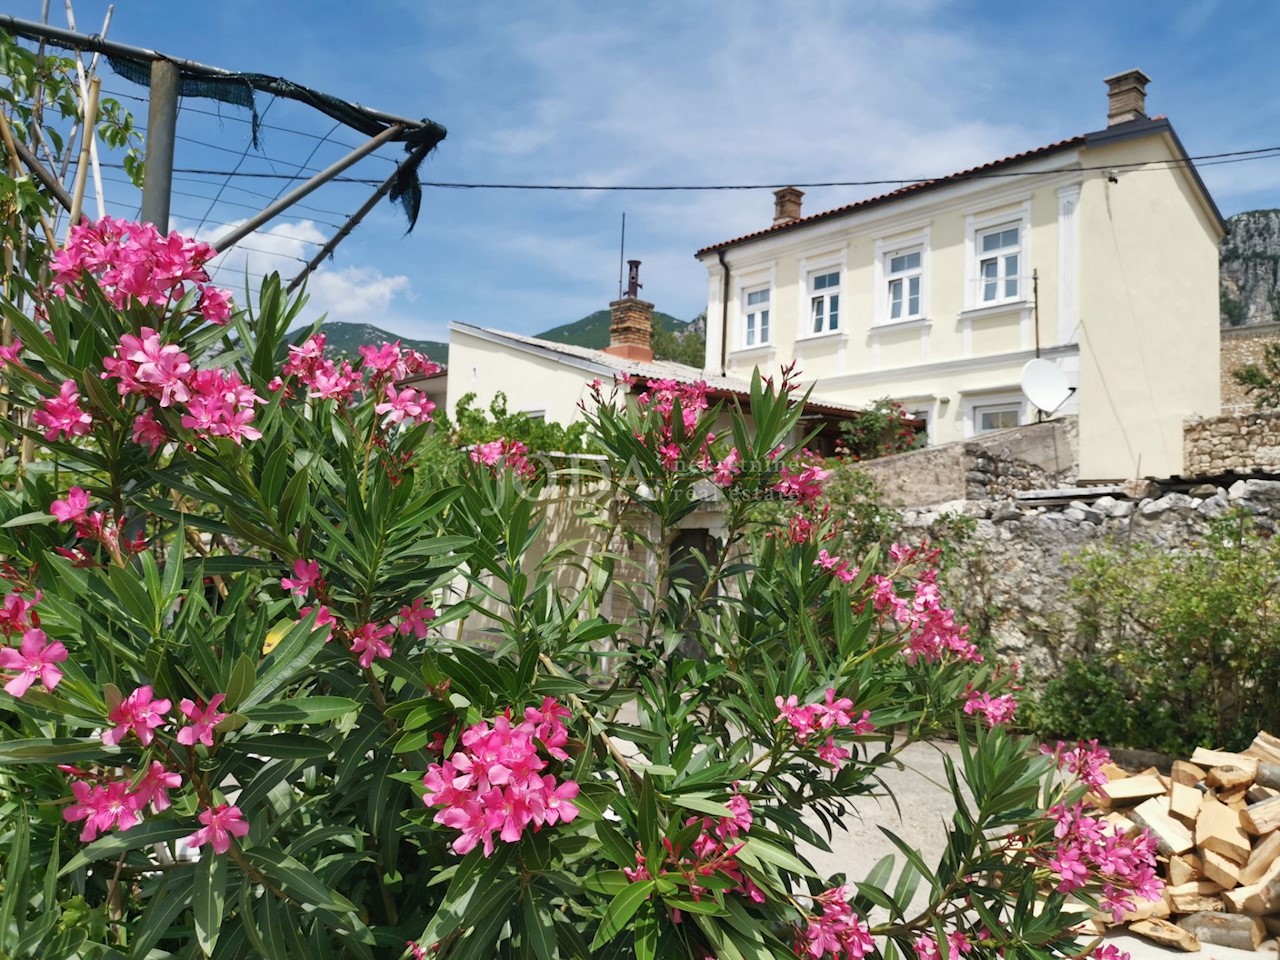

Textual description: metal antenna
[617,212,626,300]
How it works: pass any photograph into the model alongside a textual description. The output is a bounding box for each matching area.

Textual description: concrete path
[808,739,1275,960]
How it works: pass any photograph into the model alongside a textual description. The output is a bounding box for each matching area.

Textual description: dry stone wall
[887,479,1280,687]
[1220,322,1280,412]
[857,418,1077,508]
[1184,410,1280,475]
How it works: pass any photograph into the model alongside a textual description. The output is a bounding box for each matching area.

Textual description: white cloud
[308,267,412,319]
[185,218,417,327]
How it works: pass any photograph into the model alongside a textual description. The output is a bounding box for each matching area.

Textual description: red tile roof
[695,135,1089,257]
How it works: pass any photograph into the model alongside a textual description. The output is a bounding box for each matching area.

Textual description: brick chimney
[1104,69,1151,126]
[605,259,654,362]
[773,186,804,226]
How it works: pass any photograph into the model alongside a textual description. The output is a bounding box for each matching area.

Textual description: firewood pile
[1089,732,1280,952]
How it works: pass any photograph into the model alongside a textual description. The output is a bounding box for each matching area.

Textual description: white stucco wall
[445,327,598,427]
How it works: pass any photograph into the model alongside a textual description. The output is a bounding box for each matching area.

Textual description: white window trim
[734,266,775,353]
[960,391,1028,438]
[796,249,847,341]
[873,227,930,327]
[963,203,1032,312]
[741,283,772,349]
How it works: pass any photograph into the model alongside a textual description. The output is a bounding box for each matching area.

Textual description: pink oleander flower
[814,549,858,583]
[350,622,395,668]
[374,384,434,427]
[0,592,41,638]
[914,934,941,960]
[658,442,681,471]
[52,218,230,319]
[947,931,973,960]
[0,628,68,697]
[773,457,828,504]
[0,339,23,368]
[711,447,742,487]
[407,942,428,960]
[397,598,437,639]
[199,285,232,325]
[63,779,143,841]
[50,487,90,524]
[131,409,167,454]
[101,685,172,746]
[1091,945,1131,960]
[801,885,875,959]
[963,689,1018,728]
[281,559,321,597]
[816,736,851,770]
[422,702,579,857]
[133,761,182,812]
[32,379,93,441]
[776,689,873,746]
[176,693,227,747]
[180,369,263,444]
[184,803,249,854]
[1041,739,1111,789]
[470,438,536,481]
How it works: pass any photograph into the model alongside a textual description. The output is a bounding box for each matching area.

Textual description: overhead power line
[92,144,1280,192]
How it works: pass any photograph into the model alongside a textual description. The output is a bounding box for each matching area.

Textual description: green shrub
[1029,511,1280,753]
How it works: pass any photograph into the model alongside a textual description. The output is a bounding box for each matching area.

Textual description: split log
[1207,764,1256,791]
[1264,916,1280,936]
[1170,780,1204,824]
[1171,760,1207,786]
[1100,761,1131,781]
[1177,911,1265,950]
[1247,784,1280,803]
[1129,917,1201,951]
[1133,795,1196,856]
[1240,874,1280,914]
[1247,731,1280,765]
[1169,853,1205,886]
[1241,832,1280,886]
[1101,774,1168,805]
[1200,848,1242,889]
[1258,762,1280,791]
[1104,811,1139,838]
[1191,749,1258,779]
[1196,798,1252,863]
[1167,889,1225,914]
[1243,795,1280,835]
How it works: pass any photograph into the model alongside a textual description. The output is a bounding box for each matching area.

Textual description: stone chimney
[773,186,804,226]
[605,259,654,363]
[1104,69,1151,126]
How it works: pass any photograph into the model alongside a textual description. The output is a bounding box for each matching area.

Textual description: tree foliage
[0,220,1159,960]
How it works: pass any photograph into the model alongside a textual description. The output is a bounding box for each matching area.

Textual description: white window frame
[886,246,924,322]
[807,268,842,336]
[964,395,1025,437]
[963,204,1031,312]
[742,285,771,348]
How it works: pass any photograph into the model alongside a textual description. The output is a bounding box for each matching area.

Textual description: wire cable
[90,144,1280,191]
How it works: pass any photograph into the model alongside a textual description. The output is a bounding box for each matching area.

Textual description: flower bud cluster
[774,689,874,772]
[470,438,536,480]
[798,884,875,959]
[421,699,580,857]
[623,789,764,908]
[50,217,231,325]
[0,587,66,699]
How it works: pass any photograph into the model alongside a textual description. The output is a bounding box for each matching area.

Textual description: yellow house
[696,70,1226,481]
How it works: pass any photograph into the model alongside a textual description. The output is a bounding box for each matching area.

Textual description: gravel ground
[811,739,1277,960]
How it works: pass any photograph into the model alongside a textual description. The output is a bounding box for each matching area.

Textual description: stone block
[1108,500,1136,518]
[1123,478,1161,499]
[1243,478,1280,501]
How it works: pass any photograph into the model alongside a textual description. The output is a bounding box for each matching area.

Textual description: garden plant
[0,218,1160,959]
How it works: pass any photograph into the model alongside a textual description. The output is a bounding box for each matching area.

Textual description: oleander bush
[0,218,1159,960]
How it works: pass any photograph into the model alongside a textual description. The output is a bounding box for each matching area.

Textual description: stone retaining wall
[1221,322,1280,413]
[887,478,1280,687]
[1184,410,1280,475]
[857,418,1077,507]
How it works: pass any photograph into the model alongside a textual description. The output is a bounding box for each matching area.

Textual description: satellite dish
[1020,359,1072,415]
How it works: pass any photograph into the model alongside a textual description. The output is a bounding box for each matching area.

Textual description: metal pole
[140,60,179,230]
[213,123,405,253]
[287,137,434,294]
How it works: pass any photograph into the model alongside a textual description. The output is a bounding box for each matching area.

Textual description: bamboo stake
[67,75,99,226]
[64,0,110,219]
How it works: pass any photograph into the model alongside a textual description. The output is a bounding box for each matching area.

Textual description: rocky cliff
[1221,209,1280,326]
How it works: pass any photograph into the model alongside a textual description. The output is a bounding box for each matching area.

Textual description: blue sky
[12,0,1280,348]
